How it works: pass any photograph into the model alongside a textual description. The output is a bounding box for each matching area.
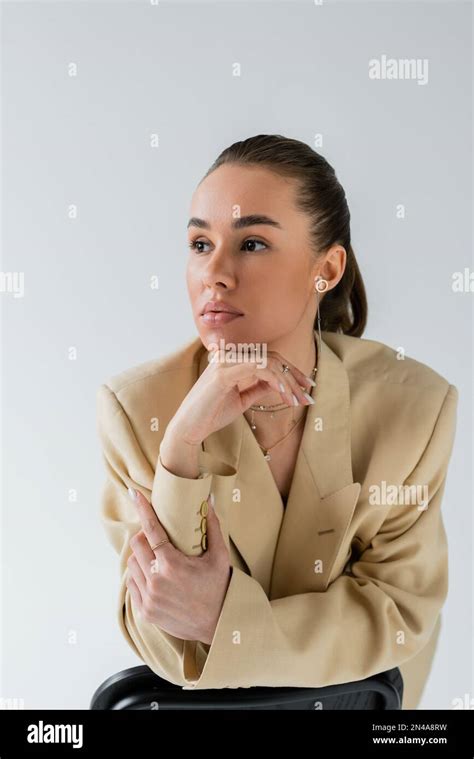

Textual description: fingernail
[209,491,215,508]
[292,393,299,406]
[303,391,315,404]
[128,487,137,501]
[306,376,316,387]
[278,382,285,392]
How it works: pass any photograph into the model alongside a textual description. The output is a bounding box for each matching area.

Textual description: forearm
[160,425,202,479]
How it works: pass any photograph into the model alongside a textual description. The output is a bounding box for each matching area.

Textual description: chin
[198,322,249,348]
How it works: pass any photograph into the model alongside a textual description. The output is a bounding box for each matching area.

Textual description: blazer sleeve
[96,383,236,687]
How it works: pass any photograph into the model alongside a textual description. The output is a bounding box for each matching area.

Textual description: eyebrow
[187,214,283,231]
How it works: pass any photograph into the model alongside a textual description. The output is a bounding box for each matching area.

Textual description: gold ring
[150,538,170,551]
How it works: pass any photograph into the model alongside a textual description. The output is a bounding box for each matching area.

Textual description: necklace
[252,407,307,461]
[246,338,319,462]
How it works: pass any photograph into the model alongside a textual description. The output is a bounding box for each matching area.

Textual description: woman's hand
[166,347,315,447]
[126,487,231,646]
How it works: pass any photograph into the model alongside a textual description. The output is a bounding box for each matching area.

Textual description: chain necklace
[246,339,319,462]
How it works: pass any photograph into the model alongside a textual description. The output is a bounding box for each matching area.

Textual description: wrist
[160,425,202,479]
[163,421,203,450]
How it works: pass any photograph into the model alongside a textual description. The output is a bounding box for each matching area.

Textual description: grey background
[1,0,472,709]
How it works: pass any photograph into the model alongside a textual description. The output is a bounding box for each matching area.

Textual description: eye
[188,239,210,254]
[188,237,268,254]
[241,238,267,252]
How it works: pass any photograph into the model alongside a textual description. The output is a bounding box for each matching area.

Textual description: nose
[201,247,236,290]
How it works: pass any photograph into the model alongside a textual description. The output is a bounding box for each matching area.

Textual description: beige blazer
[96,330,458,709]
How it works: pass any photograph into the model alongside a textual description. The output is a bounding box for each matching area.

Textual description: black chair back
[91,666,403,710]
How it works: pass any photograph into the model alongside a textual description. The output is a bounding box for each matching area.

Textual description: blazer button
[200,500,209,517]
[201,533,208,551]
[200,516,207,534]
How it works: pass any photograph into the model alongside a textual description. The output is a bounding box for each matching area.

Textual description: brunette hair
[201,134,368,337]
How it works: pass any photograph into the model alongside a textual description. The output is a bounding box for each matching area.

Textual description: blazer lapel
[195,331,361,598]
[269,333,362,597]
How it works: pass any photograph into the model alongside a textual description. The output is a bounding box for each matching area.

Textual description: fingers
[260,365,306,407]
[239,379,273,409]
[128,487,174,562]
[215,351,315,407]
[130,530,161,579]
[248,362,313,407]
[127,553,147,595]
[126,575,143,611]
[267,353,316,404]
[275,355,316,392]
[273,363,314,407]
[204,496,230,564]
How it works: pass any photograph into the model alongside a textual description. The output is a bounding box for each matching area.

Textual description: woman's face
[186,163,340,349]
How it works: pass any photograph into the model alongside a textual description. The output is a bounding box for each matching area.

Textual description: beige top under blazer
[96,330,458,709]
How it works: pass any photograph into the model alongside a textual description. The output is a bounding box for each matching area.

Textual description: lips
[201,300,243,315]
[200,311,243,324]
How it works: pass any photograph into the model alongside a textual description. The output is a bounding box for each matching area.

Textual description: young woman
[97,134,458,709]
